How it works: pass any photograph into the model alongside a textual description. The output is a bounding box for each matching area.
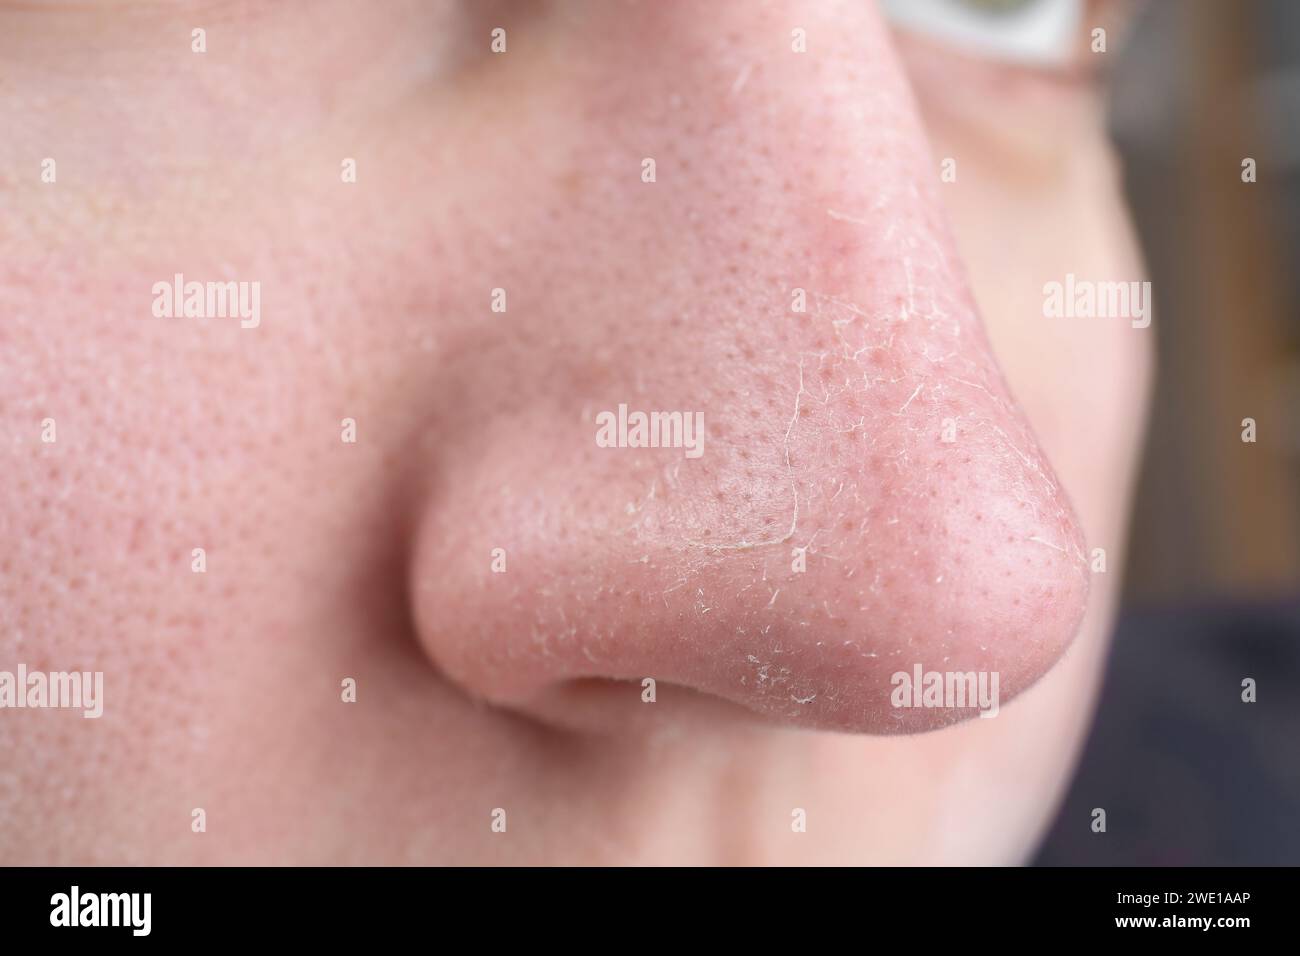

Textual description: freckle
[842,520,854,532]
[738,449,750,461]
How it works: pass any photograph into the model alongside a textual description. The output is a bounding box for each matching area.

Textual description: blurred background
[1034,0,1300,865]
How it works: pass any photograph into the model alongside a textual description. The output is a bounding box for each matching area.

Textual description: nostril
[507,677,783,737]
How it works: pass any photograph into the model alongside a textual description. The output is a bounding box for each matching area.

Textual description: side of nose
[406,0,1089,734]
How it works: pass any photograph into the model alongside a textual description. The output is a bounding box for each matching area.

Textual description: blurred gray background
[1035,0,1300,866]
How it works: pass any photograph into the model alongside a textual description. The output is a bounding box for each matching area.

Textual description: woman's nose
[405,0,1089,733]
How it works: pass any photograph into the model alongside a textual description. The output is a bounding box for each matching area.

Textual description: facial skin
[0,1,1150,864]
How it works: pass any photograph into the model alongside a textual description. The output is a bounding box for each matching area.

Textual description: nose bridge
[568,0,936,193]
[556,0,961,329]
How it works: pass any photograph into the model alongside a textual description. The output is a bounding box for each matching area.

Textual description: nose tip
[409,395,1089,735]
[404,0,1090,734]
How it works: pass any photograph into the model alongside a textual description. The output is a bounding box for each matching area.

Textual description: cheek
[0,258,383,842]
[0,278,225,847]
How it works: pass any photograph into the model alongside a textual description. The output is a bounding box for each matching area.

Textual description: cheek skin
[410,2,1089,734]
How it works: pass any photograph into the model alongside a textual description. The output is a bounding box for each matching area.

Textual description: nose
[406,0,1088,734]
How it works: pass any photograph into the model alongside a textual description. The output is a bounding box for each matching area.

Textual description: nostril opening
[519,677,772,736]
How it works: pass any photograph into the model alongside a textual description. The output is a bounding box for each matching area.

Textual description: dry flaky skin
[0,0,1146,865]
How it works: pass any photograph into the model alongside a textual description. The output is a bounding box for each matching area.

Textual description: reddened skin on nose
[404,0,1090,735]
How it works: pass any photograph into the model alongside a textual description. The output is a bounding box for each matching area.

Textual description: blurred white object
[880,0,1082,66]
